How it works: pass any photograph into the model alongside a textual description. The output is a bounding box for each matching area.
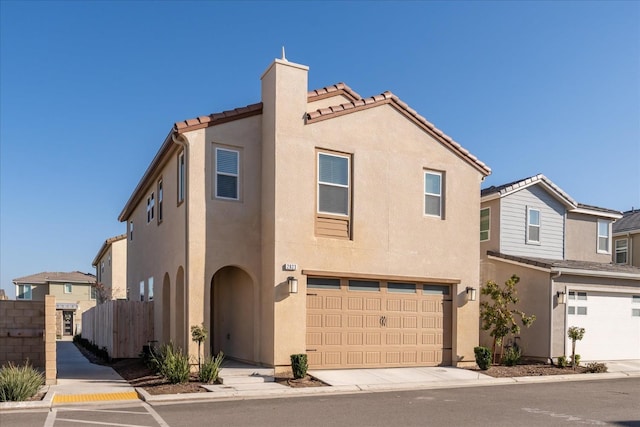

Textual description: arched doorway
[210,266,255,362]
[175,266,186,350]
[162,272,171,345]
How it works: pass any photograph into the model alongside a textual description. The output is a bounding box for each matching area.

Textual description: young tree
[480,274,536,364]
[190,324,208,370]
[567,326,585,370]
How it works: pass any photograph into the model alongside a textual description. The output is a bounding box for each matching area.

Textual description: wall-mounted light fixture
[288,276,298,294]
[556,291,567,305]
[465,287,477,302]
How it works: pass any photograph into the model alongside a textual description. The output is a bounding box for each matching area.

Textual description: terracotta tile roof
[174,103,263,134]
[307,83,361,102]
[92,233,127,267]
[613,209,640,233]
[13,271,96,285]
[306,91,491,176]
[487,251,640,278]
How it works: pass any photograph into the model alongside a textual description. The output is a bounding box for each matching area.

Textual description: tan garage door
[306,277,452,369]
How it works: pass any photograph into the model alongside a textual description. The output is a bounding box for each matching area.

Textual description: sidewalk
[1,344,639,410]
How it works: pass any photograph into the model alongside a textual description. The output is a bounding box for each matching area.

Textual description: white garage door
[565,291,640,361]
[306,277,452,369]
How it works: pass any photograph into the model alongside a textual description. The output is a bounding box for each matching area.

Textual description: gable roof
[13,271,96,285]
[487,251,640,280]
[307,82,362,102]
[92,233,127,267]
[613,209,640,234]
[481,174,621,219]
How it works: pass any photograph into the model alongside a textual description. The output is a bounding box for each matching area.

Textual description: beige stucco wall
[565,212,613,262]
[480,258,552,360]
[96,238,127,300]
[480,198,501,255]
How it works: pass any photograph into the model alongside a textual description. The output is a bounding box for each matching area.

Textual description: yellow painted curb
[53,391,139,403]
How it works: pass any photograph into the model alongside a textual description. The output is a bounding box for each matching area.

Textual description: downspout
[549,271,562,364]
[172,132,189,349]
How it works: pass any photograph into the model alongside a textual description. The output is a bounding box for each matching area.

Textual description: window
[307,278,341,290]
[423,284,450,295]
[318,152,350,215]
[527,208,541,244]
[388,282,416,293]
[157,179,163,223]
[615,239,628,264]
[146,192,155,223]
[129,221,134,241]
[480,207,490,241]
[632,309,640,317]
[597,220,610,253]
[424,171,442,217]
[178,151,185,204]
[348,280,380,292]
[633,295,640,304]
[215,148,240,200]
[139,281,145,302]
[17,284,32,300]
[90,286,97,300]
[108,253,111,266]
[148,277,154,302]
[101,261,105,273]
[569,291,587,300]
[64,283,72,294]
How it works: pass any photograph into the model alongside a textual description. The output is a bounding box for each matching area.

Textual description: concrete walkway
[2,345,639,410]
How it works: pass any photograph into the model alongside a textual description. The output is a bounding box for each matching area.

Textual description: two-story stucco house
[118,57,491,372]
[480,174,640,362]
[613,209,640,268]
[92,234,128,302]
[12,271,96,337]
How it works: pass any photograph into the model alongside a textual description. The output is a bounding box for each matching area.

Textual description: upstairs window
[101,261,105,273]
[215,148,240,200]
[130,221,134,241]
[615,239,628,264]
[177,151,185,204]
[146,192,155,223]
[318,152,350,216]
[90,285,97,300]
[597,220,610,253]
[480,207,490,241]
[424,171,443,217]
[64,283,72,294]
[17,284,32,300]
[527,207,540,244]
[157,179,163,223]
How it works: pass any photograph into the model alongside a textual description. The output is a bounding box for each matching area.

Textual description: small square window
[17,284,32,300]
[632,309,640,317]
[632,296,640,304]
[577,306,587,315]
[577,292,587,301]
[568,306,575,315]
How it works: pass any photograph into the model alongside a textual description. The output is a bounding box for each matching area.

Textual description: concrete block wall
[0,295,57,384]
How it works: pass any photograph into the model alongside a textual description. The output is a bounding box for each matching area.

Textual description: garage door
[565,291,640,360]
[306,277,452,369]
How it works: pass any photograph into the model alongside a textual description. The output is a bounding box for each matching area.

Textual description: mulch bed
[468,363,588,378]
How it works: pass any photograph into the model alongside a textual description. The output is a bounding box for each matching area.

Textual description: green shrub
[0,361,45,402]
[571,354,581,367]
[557,355,568,368]
[585,362,608,373]
[502,345,521,366]
[474,346,492,370]
[290,354,308,379]
[150,343,191,384]
[199,351,224,384]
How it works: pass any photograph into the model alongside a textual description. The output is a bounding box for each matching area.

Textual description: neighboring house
[92,233,128,302]
[118,57,491,372]
[0,289,8,300]
[480,174,640,362]
[612,209,640,267]
[12,271,97,337]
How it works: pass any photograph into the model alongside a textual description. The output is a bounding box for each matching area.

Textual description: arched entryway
[162,272,171,344]
[210,266,255,362]
[175,266,186,350]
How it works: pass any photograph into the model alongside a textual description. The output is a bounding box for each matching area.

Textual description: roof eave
[551,267,640,281]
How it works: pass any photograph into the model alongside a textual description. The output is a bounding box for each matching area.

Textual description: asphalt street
[2,378,639,427]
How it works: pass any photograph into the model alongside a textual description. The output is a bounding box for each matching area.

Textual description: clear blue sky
[1,1,639,299]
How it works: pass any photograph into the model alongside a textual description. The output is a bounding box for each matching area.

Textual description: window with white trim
[157,179,163,223]
[148,277,154,302]
[140,281,145,302]
[64,283,72,294]
[129,221,134,241]
[480,207,490,241]
[424,171,443,217]
[178,150,185,204]
[90,285,97,300]
[101,261,105,273]
[527,207,540,244]
[615,239,628,264]
[146,192,155,223]
[17,284,32,300]
[215,148,240,200]
[568,291,587,315]
[318,152,350,216]
[597,220,610,253]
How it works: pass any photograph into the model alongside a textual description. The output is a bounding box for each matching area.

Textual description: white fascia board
[552,267,640,281]
[570,207,622,220]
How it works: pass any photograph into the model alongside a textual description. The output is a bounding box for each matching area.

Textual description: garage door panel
[307,281,452,369]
